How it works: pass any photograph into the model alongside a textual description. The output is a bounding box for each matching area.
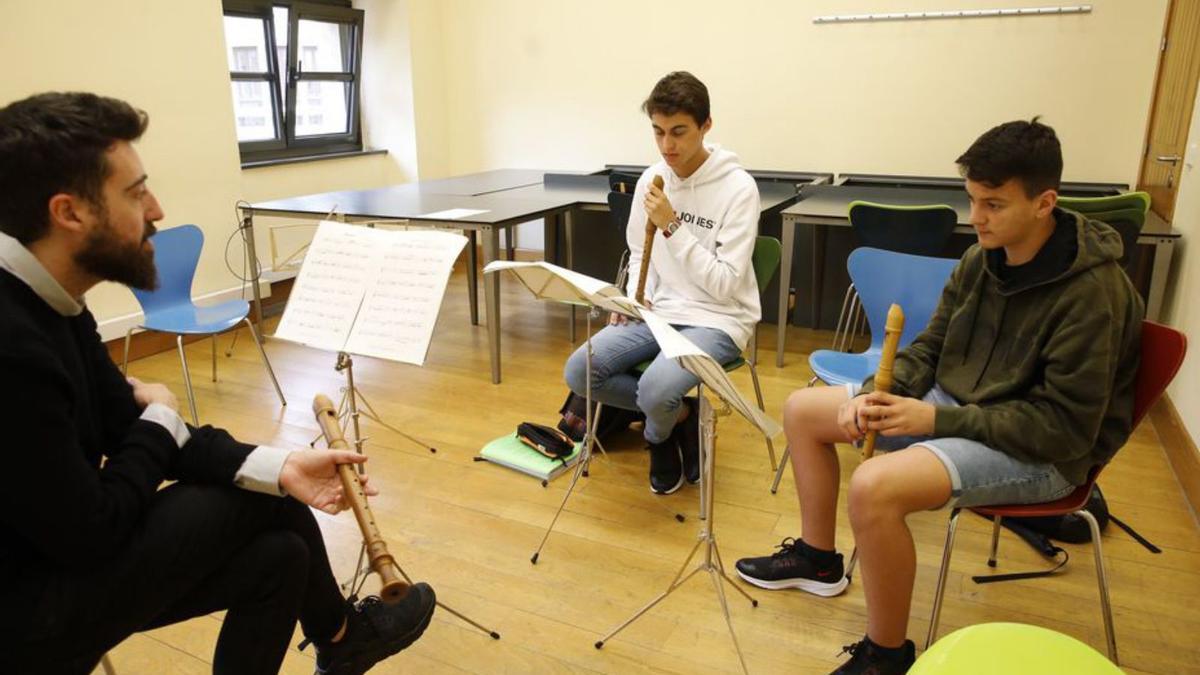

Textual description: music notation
[274,221,467,365]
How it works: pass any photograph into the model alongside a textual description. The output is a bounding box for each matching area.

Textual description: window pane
[298,19,350,71]
[294,81,348,137]
[230,81,278,142]
[224,16,269,73]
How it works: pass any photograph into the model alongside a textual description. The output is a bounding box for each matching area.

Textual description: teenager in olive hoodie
[736,119,1143,675]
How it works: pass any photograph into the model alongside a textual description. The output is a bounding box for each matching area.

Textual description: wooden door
[1138,0,1200,221]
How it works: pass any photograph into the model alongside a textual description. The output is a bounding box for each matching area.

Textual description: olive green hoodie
[863,209,1144,485]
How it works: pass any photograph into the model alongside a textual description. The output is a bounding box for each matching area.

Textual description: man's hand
[859,392,936,437]
[643,182,675,230]
[609,312,628,326]
[126,376,179,412]
[279,448,379,515]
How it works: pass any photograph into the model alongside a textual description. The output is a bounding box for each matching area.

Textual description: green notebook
[479,432,583,482]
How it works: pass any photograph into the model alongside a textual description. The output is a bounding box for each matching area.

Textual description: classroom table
[835,173,1128,196]
[774,183,1181,367]
[246,177,578,384]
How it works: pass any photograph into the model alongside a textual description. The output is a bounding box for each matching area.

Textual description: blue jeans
[564,321,741,444]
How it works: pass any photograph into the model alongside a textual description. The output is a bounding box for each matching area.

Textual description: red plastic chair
[924,320,1187,665]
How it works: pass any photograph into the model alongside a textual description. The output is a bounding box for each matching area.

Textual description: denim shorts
[846,383,1076,509]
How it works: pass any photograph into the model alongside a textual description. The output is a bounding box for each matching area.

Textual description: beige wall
[419,0,1167,185]
[0,0,415,335]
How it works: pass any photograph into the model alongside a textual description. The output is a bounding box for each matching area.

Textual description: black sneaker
[671,397,700,484]
[830,637,915,675]
[647,438,684,495]
[313,583,437,674]
[735,537,848,596]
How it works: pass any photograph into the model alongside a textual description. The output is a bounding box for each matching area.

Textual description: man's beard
[75,216,159,291]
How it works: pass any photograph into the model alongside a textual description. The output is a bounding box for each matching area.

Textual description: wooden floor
[106,265,1200,674]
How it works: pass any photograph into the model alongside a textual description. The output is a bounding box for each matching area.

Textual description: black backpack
[975,485,1159,585]
[556,391,642,443]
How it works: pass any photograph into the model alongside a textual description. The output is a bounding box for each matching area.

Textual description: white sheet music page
[345,229,467,364]
[639,310,783,438]
[483,260,644,318]
[274,220,376,352]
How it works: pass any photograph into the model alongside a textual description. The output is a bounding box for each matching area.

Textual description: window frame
[223,0,365,164]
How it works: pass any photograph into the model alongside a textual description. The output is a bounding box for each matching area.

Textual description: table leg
[776,215,795,367]
[565,209,577,343]
[467,230,479,325]
[243,209,265,342]
[1146,237,1175,321]
[482,227,502,384]
[811,223,826,334]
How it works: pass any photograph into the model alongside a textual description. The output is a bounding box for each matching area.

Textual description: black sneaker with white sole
[830,636,916,675]
[735,537,848,596]
[647,438,684,495]
[312,583,436,674]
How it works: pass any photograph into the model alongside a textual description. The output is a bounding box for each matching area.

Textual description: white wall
[416,0,1167,186]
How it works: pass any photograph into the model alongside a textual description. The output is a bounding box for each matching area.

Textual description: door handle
[1156,155,1183,164]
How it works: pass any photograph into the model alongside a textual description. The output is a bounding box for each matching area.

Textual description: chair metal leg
[770,444,790,494]
[1080,509,1118,664]
[987,515,1001,567]
[121,328,135,375]
[100,653,117,675]
[176,336,199,426]
[926,507,962,650]
[243,319,286,408]
[846,546,859,580]
[211,335,217,382]
[746,356,776,470]
[832,285,856,351]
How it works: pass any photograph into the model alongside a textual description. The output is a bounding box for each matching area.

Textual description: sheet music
[346,230,465,364]
[483,260,644,317]
[640,310,782,438]
[274,221,467,365]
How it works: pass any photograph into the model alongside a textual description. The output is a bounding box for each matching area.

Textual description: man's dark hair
[642,71,710,127]
[0,92,148,243]
[956,117,1062,197]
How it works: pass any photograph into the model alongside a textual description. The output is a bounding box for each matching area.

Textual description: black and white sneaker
[313,583,436,674]
[735,537,849,596]
[830,636,915,675]
[647,438,684,495]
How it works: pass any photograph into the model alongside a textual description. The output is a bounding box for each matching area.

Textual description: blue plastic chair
[121,224,286,425]
[770,248,957,492]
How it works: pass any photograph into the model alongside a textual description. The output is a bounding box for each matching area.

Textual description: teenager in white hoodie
[564,71,761,494]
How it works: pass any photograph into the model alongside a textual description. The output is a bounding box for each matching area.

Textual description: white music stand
[592,311,783,674]
[482,261,688,565]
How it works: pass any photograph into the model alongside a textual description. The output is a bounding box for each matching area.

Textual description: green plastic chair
[1058,191,1150,267]
[910,623,1122,675]
[618,235,783,471]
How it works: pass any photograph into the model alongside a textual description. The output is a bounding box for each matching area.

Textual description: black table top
[401,168,552,196]
[837,173,1128,197]
[784,184,1179,238]
[248,186,572,226]
[499,172,801,214]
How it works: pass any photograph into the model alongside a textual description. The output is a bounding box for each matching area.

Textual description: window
[222,0,364,164]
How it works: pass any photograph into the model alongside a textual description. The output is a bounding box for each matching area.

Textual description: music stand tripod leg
[594,387,755,673]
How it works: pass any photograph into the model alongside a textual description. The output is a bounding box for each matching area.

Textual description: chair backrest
[752,235,782,294]
[848,247,958,350]
[1131,320,1188,427]
[607,172,641,194]
[1057,191,1151,216]
[607,191,634,234]
[131,224,203,314]
[847,201,958,257]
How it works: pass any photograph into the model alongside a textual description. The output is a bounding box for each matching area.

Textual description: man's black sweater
[0,270,256,637]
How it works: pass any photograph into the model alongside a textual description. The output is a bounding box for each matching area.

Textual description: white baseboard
[96,280,272,343]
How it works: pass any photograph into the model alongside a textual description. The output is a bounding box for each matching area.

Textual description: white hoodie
[625,144,761,350]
